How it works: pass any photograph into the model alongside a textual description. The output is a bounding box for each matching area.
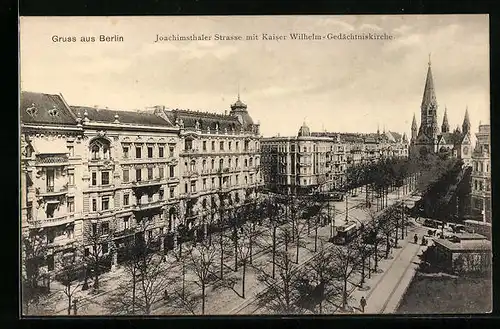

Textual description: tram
[331,222,359,245]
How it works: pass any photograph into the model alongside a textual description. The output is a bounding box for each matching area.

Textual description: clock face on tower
[463,146,469,155]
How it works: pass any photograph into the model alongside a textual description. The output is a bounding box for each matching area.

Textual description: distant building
[261,123,409,195]
[433,233,491,275]
[410,58,472,164]
[470,124,491,223]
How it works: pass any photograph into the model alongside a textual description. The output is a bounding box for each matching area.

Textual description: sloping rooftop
[20,91,77,126]
[434,237,491,252]
[164,109,246,132]
[70,106,173,127]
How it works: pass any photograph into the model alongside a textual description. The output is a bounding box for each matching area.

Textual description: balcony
[37,185,68,197]
[131,178,163,188]
[113,227,136,239]
[182,171,199,179]
[28,213,75,228]
[181,148,200,155]
[133,200,164,212]
[35,155,70,167]
[217,168,230,174]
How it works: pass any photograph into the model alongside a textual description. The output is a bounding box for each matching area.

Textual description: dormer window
[89,138,111,161]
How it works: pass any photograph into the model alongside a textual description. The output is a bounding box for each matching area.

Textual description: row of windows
[89,188,176,212]
[185,139,258,152]
[89,166,177,186]
[183,174,257,193]
[473,161,489,173]
[473,179,490,192]
[184,157,259,171]
[122,143,176,159]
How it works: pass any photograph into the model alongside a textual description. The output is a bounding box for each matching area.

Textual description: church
[410,57,472,165]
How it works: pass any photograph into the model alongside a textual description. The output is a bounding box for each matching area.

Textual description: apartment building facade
[20,91,262,272]
[470,124,491,223]
[261,124,409,196]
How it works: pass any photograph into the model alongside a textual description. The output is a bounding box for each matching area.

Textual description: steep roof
[421,61,438,110]
[20,91,77,126]
[70,106,173,127]
[438,131,464,146]
[411,113,418,130]
[164,109,244,132]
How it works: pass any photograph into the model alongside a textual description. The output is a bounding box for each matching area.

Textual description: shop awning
[30,139,67,155]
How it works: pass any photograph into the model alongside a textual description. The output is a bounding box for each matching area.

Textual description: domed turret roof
[298,122,311,137]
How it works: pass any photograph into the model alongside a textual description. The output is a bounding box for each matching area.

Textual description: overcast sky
[20,15,489,139]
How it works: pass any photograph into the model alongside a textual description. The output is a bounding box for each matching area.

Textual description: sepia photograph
[19,15,491,316]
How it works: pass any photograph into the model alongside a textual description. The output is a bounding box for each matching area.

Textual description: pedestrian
[164,289,168,302]
[421,236,426,246]
[414,234,418,244]
[360,296,367,313]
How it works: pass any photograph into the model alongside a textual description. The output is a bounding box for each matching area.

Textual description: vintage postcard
[19,15,491,316]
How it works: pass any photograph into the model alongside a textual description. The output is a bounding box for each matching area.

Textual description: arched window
[89,138,111,161]
[219,159,223,169]
[249,157,253,167]
[190,160,196,172]
[202,159,207,170]
[211,159,215,169]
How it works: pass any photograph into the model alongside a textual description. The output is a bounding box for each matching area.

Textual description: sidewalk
[348,232,427,314]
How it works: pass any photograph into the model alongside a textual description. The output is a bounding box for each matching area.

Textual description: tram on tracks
[331,221,359,245]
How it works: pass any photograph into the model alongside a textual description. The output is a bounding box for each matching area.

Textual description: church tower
[462,106,471,136]
[441,106,450,133]
[418,55,439,140]
[411,113,418,141]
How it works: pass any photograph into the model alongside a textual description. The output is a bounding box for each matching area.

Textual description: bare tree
[54,251,83,315]
[103,221,170,315]
[186,239,218,315]
[331,244,359,310]
[81,221,113,291]
[297,242,340,314]
[255,250,302,314]
[21,233,50,315]
[236,221,260,298]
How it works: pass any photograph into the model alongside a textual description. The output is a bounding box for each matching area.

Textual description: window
[203,178,207,190]
[244,159,248,167]
[123,169,129,183]
[249,158,253,167]
[202,159,207,170]
[136,146,142,158]
[185,183,188,194]
[236,175,239,185]
[219,159,223,169]
[101,222,109,235]
[101,171,110,185]
[123,216,130,230]
[91,145,100,160]
[136,168,142,182]
[203,141,207,151]
[148,146,153,158]
[123,146,129,158]
[92,223,98,235]
[159,189,164,200]
[159,146,164,158]
[229,158,232,168]
[102,197,110,210]
[103,146,110,159]
[67,145,74,157]
[220,141,224,151]
[169,145,175,157]
[102,243,108,254]
[211,159,215,169]
[170,187,175,199]
[148,194,153,203]
[191,181,196,193]
[169,165,175,178]
[91,172,97,186]
[236,158,239,168]
[229,141,232,150]
[148,168,153,180]
[212,177,216,188]
[185,140,193,151]
[123,193,130,206]
[190,160,196,172]
[92,198,97,212]
[211,141,215,151]
[159,167,164,179]
[67,197,75,213]
[68,172,75,186]
[236,141,239,150]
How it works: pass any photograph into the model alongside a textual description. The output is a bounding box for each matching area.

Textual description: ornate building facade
[20,91,262,272]
[261,123,409,195]
[410,59,472,164]
[470,124,491,223]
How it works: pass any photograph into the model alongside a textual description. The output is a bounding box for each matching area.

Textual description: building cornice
[21,123,83,132]
[82,121,180,133]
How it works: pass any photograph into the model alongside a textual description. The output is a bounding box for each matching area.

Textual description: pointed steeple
[462,106,471,135]
[441,106,450,133]
[421,55,438,110]
[411,113,418,141]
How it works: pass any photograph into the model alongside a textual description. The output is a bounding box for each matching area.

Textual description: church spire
[441,106,450,133]
[421,55,438,110]
[462,106,471,135]
[420,55,439,139]
[411,113,418,141]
